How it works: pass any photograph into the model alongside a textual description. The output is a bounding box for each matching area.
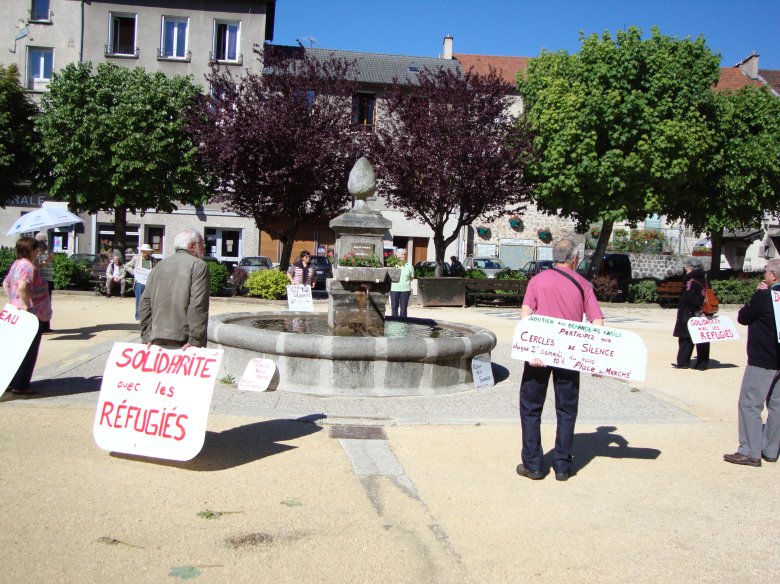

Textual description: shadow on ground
[111,414,325,471]
[47,323,141,341]
[0,376,102,401]
[544,425,661,475]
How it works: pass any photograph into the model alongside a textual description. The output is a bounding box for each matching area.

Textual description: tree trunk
[586,220,614,280]
[113,206,127,260]
[709,229,723,278]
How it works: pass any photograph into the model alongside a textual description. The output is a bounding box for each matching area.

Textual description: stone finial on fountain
[347,156,376,212]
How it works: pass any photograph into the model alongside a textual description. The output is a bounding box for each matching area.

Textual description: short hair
[552,239,577,264]
[684,257,703,269]
[299,250,311,258]
[15,236,37,260]
[174,229,203,251]
[765,259,780,277]
[35,232,47,242]
[396,249,407,256]
[450,256,457,261]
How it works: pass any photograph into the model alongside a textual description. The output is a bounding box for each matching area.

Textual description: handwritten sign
[0,304,40,396]
[238,358,277,392]
[133,266,150,285]
[772,288,780,342]
[471,353,494,390]
[511,315,647,382]
[687,314,740,344]
[93,342,223,461]
[287,285,313,312]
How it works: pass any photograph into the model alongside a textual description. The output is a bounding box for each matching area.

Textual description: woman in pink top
[3,236,52,394]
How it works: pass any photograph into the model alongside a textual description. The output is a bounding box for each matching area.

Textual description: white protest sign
[511,315,647,382]
[687,314,740,344]
[287,285,313,312]
[93,342,223,461]
[772,287,780,342]
[471,353,494,390]
[133,266,150,285]
[238,358,277,392]
[0,304,39,396]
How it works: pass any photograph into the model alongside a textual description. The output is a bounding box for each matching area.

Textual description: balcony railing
[105,45,139,59]
[208,52,243,65]
[157,48,192,62]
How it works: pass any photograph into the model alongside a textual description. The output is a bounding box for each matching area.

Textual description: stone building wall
[620,253,711,280]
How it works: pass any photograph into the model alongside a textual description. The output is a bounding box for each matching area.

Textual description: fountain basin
[208,312,497,396]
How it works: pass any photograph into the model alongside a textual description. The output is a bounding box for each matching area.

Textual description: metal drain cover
[329,425,387,440]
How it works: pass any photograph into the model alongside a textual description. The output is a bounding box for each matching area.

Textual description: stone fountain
[208,158,497,396]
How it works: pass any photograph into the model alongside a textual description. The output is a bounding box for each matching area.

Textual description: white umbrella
[6,207,84,236]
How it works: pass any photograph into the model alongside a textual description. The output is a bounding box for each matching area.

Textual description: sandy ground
[1,293,778,583]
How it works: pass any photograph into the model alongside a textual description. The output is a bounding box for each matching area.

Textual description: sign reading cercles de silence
[0,304,40,396]
[287,285,313,312]
[511,315,647,382]
[93,342,223,461]
[772,287,780,342]
[686,314,740,344]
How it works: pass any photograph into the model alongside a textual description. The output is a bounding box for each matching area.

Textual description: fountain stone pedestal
[328,157,398,336]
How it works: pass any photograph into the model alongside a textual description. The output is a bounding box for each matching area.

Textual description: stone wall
[625,253,711,280]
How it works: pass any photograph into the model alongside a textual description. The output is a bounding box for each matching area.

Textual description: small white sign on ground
[238,358,277,392]
[93,342,223,461]
[687,314,740,344]
[511,315,647,382]
[0,304,40,396]
[471,353,494,390]
[287,285,314,312]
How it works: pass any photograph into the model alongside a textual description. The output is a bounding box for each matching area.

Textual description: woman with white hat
[124,244,157,321]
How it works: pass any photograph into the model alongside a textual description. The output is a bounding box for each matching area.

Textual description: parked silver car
[464,256,507,278]
[237,256,273,274]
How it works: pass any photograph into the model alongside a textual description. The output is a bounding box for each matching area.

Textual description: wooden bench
[465,279,527,307]
[656,281,683,307]
[89,261,134,296]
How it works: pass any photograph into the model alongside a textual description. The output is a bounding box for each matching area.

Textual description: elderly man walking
[139,229,209,349]
[723,258,780,467]
[517,239,604,481]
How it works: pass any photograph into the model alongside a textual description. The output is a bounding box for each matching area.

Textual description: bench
[465,279,527,307]
[89,261,134,296]
[656,281,683,307]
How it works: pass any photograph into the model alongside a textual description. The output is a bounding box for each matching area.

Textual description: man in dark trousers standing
[517,239,604,481]
[139,228,210,349]
[723,258,780,467]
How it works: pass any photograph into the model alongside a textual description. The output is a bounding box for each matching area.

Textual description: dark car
[414,261,450,276]
[520,260,555,276]
[69,253,102,264]
[577,253,633,299]
[238,256,273,274]
[309,255,333,289]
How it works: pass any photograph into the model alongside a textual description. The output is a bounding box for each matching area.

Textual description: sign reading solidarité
[511,315,647,382]
[93,342,223,461]
[686,314,740,344]
[0,304,40,396]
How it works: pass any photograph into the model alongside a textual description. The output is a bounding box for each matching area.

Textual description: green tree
[0,65,39,204]
[35,62,208,257]
[667,86,780,273]
[517,27,720,277]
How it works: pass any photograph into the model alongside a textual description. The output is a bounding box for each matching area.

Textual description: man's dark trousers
[520,364,580,474]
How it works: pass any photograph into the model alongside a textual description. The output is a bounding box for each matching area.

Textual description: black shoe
[554,471,570,482]
[693,361,709,371]
[671,363,689,369]
[762,454,778,463]
[516,464,547,480]
[723,452,761,467]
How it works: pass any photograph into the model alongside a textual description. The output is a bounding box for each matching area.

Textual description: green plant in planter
[414,264,435,278]
[476,226,492,239]
[246,268,289,299]
[384,254,404,267]
[338,253,381,267]
[508,215,523,230]
[465,268,487,279]
[537,227,553,243]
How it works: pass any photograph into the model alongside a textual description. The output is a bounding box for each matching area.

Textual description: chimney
[442,35,453,59]
[737,52,759,79]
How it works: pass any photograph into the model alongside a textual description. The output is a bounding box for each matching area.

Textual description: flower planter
[334,266,401,283]
[417,277,467,307]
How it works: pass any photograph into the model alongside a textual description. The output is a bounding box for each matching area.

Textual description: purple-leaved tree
[370,67,532,275]
[190,46,363,270]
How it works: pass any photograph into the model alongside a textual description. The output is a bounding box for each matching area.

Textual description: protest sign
[511,315,647,382]
[772,287,780,342]
[0,304,40,396]
[93,342,223,461]
[687,314,740,344]
[471,353,495,390]
[133,266,150,285]
[238,358,277,392]
[287,285,313,312]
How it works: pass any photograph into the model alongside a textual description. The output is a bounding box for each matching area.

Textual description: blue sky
[274,0,780,70]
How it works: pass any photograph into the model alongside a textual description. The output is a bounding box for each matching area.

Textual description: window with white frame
[213,20,240,62]
[161,16,189,59]
[30,0,51,22]
[108,13,137,56]
[27,47,53,90]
